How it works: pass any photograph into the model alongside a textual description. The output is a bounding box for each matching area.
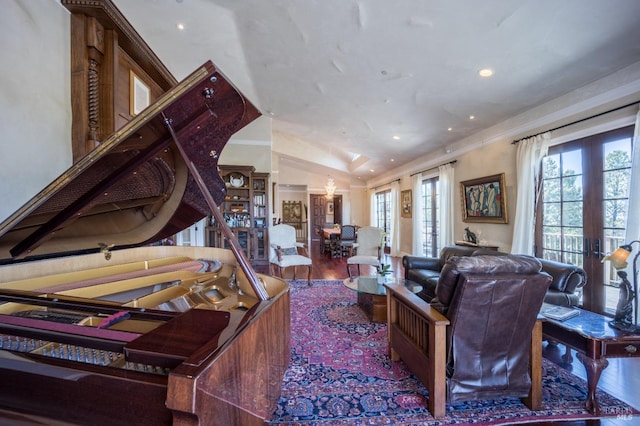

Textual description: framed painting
[401,189,412,218]
[460,173,508,223]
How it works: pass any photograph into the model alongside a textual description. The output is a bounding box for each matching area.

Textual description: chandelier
[325,177,336,198]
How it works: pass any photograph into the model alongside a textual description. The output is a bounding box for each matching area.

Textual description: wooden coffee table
[542,307,640,415]
[343,276,422,322]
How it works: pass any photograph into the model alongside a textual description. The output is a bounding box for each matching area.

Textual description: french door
[421,177,440,257]
[535,126,634,314]
[374,190,391,248]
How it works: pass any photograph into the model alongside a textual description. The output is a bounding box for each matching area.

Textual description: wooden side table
[541,307,640,415]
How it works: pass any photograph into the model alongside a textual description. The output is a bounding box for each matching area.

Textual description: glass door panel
[537,126,634,314]
[601,136,633,313]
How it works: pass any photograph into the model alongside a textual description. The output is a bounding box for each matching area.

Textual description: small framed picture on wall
[401,190,412,218]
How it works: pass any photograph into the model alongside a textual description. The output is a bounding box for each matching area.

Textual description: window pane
[603,199,628,228]
[544,177,561,202]
[561,149,582,176]
[543,154,561,178]
[561,201,583,227]
[561,176,582,201]
[603,169,630,198]
[543,203,561,225]
[603,139,632,170]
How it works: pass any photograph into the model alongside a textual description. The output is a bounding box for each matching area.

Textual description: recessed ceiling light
[447,127,452,131]
[392,135,400,140]
[369,169,375,173]
[479,68,493,77]
[390,159,395,162]
[469,115,475,120]
[177,23,185,30]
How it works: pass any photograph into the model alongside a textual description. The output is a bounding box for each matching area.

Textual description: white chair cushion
[347,255,379,266]
[270,254,313,268]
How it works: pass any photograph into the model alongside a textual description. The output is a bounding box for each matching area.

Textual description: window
[374,190,391,247]
[420,177,440,257]
[536,126,634,314]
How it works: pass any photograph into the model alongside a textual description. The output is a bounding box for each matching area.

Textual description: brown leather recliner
[386,254,552,418]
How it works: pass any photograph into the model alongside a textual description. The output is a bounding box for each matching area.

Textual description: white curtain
[624,108,640,249]
[438,163,455,248]
[412,172,424,254]
[390,180,401,256]
[511,132,551,254]
[369,189,376,226]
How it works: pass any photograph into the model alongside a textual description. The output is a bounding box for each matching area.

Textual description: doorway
[310,194,342,242]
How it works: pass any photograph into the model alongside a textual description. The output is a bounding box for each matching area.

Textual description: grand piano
[0,61,290,425]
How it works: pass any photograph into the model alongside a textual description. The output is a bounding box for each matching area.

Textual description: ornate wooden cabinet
[206,166,270,266]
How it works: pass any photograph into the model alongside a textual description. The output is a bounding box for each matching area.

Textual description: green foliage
[378,263,391,276]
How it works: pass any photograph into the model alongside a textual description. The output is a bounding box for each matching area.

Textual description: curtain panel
[511,132,550,254]
[438,163,455,249]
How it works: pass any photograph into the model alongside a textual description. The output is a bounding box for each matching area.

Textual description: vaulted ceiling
[113,0,640,178]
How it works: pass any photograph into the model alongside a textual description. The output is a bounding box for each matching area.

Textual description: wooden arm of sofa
[384,282,449,418]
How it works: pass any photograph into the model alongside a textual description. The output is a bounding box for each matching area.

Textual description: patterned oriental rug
[269,279,639,425]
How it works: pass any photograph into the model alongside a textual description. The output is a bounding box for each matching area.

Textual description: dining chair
[316,225,332,256]
[268,224,312,285]
[339,225,357,257]
[346,226,384,278]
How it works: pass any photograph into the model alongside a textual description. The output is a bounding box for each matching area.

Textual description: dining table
[322,227,341,239]
[323,227,342,258]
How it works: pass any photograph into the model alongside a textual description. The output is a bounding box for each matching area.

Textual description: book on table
[540,303,580,321]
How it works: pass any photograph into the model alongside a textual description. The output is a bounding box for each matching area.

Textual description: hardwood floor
[259,242,640,424]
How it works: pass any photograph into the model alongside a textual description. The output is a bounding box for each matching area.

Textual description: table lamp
[603,240,640,333]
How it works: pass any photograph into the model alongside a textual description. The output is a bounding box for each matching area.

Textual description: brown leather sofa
[386,254,552,418]
[403,245,586,307]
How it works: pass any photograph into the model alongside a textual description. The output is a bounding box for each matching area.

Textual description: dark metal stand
[609,267,640,334]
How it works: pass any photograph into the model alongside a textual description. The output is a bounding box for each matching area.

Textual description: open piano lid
[0,61,260,264]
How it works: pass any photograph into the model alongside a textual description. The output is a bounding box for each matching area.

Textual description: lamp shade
[603,245,632,270]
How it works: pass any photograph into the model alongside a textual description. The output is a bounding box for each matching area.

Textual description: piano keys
[0,61,289,425]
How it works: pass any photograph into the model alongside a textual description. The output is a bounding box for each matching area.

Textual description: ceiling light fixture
[325,177,336,199]
[447,127,452,131]
[392,135,400,140]
[479,68,493,77]
[469,115,475,120]
[177,23,185,30]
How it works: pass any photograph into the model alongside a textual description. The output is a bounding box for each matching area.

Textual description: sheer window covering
[511,132,550,254]
[412,172,424,254]
[438,163,455,248]
[623,108,640,273]
[390,180,400,256]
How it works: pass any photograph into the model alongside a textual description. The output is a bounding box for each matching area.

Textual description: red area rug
[270,279,639,425]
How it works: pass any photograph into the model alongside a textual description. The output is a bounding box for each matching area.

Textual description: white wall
[0,0,72,223]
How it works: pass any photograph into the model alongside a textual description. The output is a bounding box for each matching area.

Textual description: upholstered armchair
[346,226,384,278]
[268,224,312,285]
[385,255,552,418]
